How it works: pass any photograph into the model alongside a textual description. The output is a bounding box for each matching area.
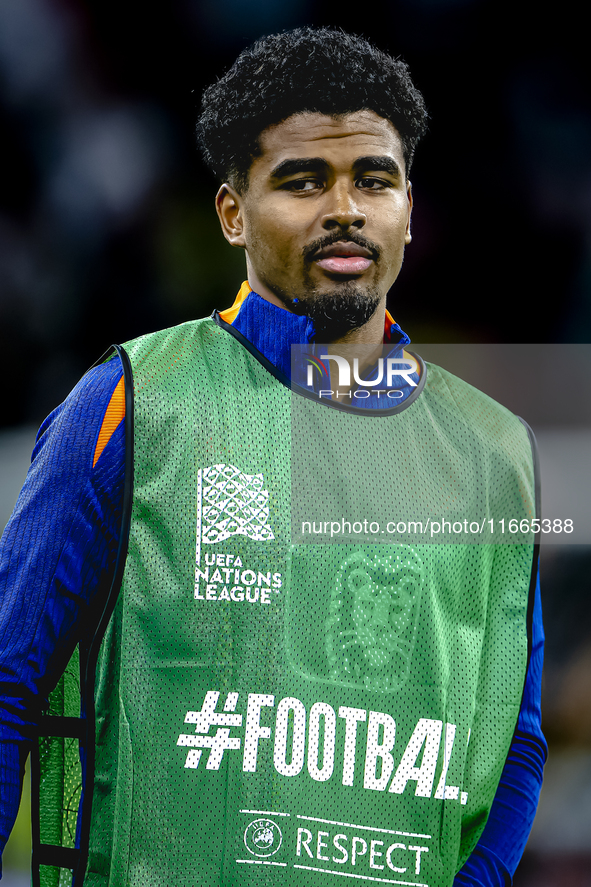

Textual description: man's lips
[312,241,374,275]
[315,256,373,274]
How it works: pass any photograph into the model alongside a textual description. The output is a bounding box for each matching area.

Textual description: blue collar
[229,290,418,410]
[231,290,411,380]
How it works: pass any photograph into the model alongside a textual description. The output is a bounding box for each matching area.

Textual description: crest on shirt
[325,548,425,692]
[196,464,274,549]
[194,465,281,603]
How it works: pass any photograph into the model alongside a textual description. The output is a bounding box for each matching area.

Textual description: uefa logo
[244,818,283,857]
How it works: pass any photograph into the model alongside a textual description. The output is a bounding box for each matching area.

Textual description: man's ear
[215,183,246,248]
[405,181,413,245]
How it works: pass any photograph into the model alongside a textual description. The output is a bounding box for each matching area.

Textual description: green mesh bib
[35,317,538,887]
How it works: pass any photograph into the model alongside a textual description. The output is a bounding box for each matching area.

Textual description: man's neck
[247,273,388,346]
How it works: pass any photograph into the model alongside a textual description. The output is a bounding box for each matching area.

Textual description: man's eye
[286,179,320,192]
[357,177,389,190]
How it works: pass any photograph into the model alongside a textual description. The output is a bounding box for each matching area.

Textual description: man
[0,27,546,887]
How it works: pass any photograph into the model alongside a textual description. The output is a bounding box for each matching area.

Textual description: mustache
[303,231,381,262]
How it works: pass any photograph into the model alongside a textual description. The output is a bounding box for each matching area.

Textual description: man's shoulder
[122,315,217,354]
[118,314,256,401]
[36,353,123,438]
[422,359,532,449]
[424,360,517,416]
[119,315,235,369]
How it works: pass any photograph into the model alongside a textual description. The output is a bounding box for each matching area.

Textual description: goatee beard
[284,282,381,342]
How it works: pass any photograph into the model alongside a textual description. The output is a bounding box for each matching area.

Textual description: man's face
[216,110,412,338]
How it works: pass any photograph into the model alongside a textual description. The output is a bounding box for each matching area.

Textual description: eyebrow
[269,155,402,181]
[269,157,329,180]
[353,155,402,177]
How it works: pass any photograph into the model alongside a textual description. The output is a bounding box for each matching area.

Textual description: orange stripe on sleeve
[93,375,125,468]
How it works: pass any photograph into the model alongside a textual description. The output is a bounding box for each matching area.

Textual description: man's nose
[320,181,366,230]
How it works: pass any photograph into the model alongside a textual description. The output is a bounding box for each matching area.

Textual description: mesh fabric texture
[43,318,536,887]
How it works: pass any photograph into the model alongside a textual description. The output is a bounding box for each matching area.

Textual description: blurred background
[1,0,590,884]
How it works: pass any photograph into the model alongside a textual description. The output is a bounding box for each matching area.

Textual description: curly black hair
[197,27,428,192]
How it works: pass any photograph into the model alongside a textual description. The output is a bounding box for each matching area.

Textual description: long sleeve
[454,570,547,885]
[0,357,125,872]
